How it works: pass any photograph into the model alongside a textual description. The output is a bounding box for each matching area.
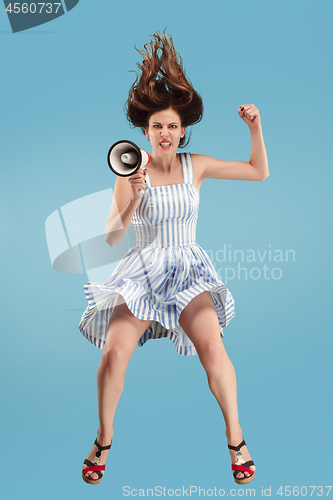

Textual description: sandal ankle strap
[94,438,112,458]
[228,438,246,452]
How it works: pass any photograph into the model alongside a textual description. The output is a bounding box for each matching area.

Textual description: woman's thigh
[178,291,225,361]
[103,296,153,358]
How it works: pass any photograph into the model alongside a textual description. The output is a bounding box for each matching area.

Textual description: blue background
[1,0,332,498]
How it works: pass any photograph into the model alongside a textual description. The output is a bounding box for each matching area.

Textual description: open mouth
[159,141,171,149]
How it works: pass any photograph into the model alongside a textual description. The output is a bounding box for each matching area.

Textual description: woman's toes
[83,467,92,479]
[83,469,98,480]
[83,468,90,478]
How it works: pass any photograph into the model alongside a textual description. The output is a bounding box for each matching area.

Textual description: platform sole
[82,471,103,485]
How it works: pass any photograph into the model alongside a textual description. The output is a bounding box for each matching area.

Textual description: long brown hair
[125,30,203,147]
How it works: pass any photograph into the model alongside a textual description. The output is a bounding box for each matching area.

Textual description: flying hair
[125,30,203,147]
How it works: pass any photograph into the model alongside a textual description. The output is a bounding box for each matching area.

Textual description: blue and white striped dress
[78,152,235,356]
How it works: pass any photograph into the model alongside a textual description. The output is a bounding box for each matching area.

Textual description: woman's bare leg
[178,291,254,480]
[83,299,152,480]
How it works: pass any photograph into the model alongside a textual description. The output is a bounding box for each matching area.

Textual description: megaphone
[107,140,150,195]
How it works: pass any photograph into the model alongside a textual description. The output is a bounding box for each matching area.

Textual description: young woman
[79,31,269,486]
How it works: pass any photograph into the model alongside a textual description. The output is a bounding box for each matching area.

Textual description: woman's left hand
[238,104,261,130]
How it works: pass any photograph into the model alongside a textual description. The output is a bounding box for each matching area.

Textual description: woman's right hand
[128,168,147,201]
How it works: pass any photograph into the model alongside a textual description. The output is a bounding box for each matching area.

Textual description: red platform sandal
[82,438,112,485]
[228,438,255,485]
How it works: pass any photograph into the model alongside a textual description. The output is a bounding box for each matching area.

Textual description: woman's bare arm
[105,175,142,247]
[193,104,269,182]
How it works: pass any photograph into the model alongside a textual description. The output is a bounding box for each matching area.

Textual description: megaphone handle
[138,165,146,195]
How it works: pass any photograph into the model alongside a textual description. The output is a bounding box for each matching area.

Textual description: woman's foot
[82,434,113,482]
[227,436,255,480]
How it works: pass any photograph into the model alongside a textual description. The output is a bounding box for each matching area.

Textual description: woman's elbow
[105,233,114,246]
[105,227,127,247]
[105,227,116,246]
[258,170,269,181]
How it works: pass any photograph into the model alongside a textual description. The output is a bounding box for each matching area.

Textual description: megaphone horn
[107,140,150,194]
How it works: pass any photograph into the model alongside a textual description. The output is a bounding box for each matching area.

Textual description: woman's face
[145,108,186,157]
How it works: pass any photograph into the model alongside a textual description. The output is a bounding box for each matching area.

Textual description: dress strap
[179,153,193,185]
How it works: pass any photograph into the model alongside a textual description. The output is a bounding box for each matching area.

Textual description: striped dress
[78,152,235,356]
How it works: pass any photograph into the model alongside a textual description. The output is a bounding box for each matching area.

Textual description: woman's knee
[101,342,133,372]
[101,303,152,372]
[197,339,227,368]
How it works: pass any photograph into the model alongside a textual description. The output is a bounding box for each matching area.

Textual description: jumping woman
[79,30,269,486]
